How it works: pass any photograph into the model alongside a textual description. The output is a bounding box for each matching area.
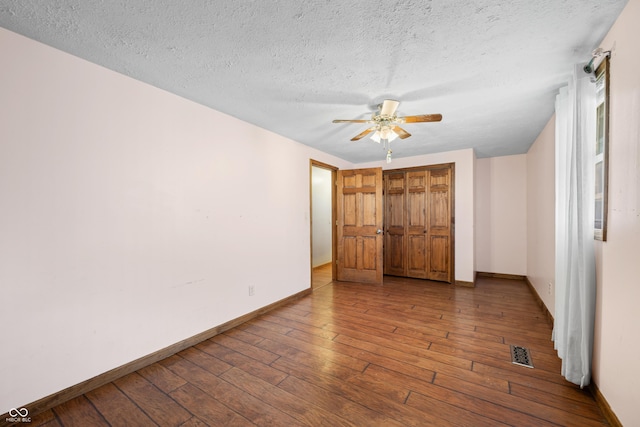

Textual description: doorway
[310,161,454,288]
[310,160,337,288]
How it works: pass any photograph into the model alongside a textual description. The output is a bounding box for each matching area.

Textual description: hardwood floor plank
[259,312,339,340]
[271,355,457,427]
[176,346,233,376]
[178,416,209,426]
[472,361,599,404]
[209,332,280,364]
[277,374,407,427]
[242,323,370,372]
[434,371,607,426]
[405,390,513,427]
[285,328,439,387]
[114,372,192,426]
[509,381,606,421]
[326,322,472,369]
[333,333,474,380]
[51,395,109,427]
[28,409,60,427]
[407,386,557,427]
[170,383,253,426]
[194,339,289,385]
[85,382,157,426]
[312,263,333,289]
[220,366,354,427]
[29,276,607,426]
[138,361,188,394]
[354,364,539,427]
[256,336,364,380]
[165,355,304,426]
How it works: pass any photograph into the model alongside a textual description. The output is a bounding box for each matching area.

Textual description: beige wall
[0,27,353,413]
[475,154,527,276]
[592,0,640,424]
[526,117,556,315]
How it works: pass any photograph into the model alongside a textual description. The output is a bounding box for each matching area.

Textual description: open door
[336,168,383,284]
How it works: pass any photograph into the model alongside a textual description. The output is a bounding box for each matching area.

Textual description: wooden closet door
[383,164,453,283]
[384,172,406,276]
[406,171,429,279]
[426,167,452,282]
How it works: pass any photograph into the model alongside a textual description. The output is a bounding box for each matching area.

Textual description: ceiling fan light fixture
[332,99,441,163]
[370,127,398,143]
[381,127,398,142]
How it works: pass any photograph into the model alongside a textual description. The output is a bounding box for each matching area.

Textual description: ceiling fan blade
[332,119,372,123]
[380,99,400,116]
[392,126,411,139]
[401,114,443,123]
[351,127,376,141]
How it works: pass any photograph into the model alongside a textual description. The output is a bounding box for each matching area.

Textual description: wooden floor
[28,276,608,426]
[311,263,333,289]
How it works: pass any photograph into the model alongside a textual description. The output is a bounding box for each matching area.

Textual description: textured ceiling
[0,0,629,162]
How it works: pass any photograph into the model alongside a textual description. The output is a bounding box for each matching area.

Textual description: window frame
[594,56,610,241]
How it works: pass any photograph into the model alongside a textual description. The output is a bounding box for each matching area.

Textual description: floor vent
[510,345,534,368]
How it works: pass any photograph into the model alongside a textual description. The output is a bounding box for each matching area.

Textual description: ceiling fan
[332,99,442,162]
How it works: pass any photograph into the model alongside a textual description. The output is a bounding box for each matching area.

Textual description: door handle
[376,229,383,234]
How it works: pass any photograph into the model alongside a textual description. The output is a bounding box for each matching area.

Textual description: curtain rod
[583,48,611,74]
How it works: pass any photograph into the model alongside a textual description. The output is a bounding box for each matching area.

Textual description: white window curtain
[553,66,597,388]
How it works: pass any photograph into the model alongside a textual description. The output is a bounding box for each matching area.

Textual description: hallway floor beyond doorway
[312,262,332,289]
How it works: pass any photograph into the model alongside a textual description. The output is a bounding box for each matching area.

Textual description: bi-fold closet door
[383,164,453,283]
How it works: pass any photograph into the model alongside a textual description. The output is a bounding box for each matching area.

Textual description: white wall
[0,27,353,413]
[311,166,332,267]
[357,149,476,284]
[475,155,527,276]
[526,117,556,314]
[592,0,640,424]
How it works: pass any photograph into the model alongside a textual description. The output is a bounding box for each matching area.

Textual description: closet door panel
[406,171,428,279]
[384,173,406,276]
[427,168,452,282]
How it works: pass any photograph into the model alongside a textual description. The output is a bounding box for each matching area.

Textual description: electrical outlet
[548,282,553,295]
[249,285,255,296]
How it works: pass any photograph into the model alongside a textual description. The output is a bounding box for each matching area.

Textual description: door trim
[309,160,338,288]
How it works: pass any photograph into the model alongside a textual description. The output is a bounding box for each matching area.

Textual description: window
[594,56,609,241]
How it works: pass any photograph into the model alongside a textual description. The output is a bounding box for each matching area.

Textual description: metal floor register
[510,345,534,368]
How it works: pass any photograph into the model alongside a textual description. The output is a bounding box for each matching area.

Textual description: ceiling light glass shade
[370,127,399,143]
[382,128,399,142]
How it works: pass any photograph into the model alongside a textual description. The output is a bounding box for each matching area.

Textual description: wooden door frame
[309,160,338,288]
